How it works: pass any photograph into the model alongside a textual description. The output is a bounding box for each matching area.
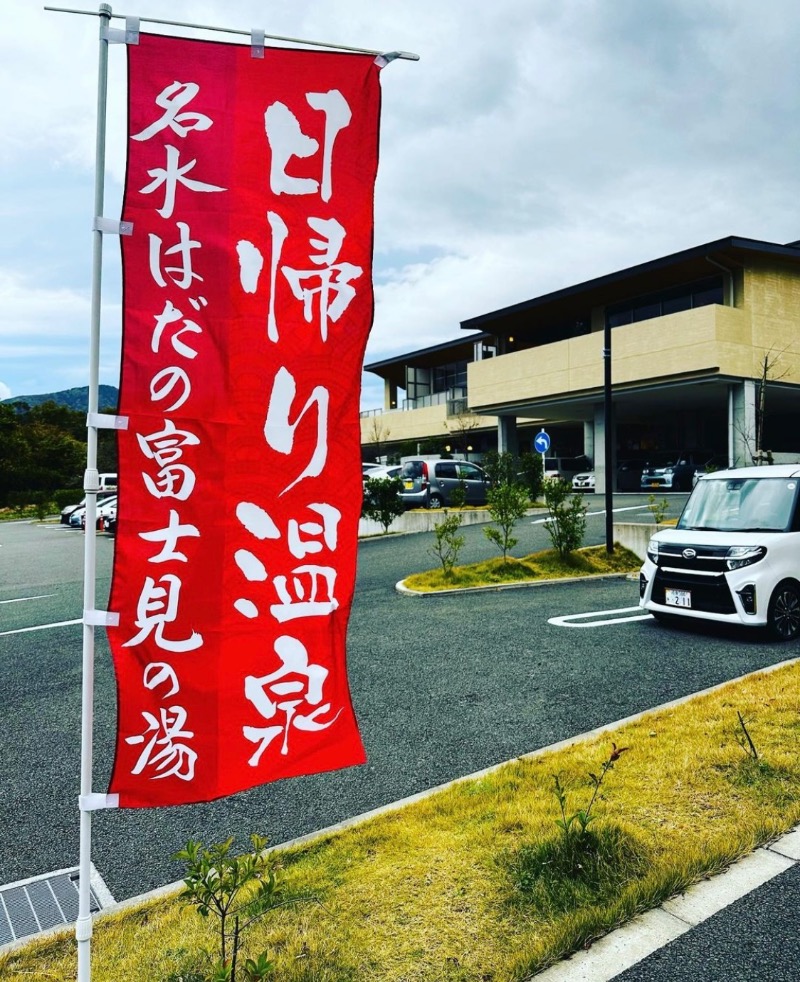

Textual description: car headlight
[646,538,659,562]
[726,545,767,571]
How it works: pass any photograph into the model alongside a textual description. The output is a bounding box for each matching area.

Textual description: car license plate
[650,481,660,488]
[665,588,691,608]
[403,480,414,490]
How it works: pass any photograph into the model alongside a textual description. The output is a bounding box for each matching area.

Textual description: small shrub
[430,511,465,577]
[543,479,587,558]
[448,482,467,510]
[518,451,543,503]
[553,743,630,844]
[483,482,529,561]
[482,450,517,488]
[362,477,404,533]
[646,494,670,524]
[174,833,312,982]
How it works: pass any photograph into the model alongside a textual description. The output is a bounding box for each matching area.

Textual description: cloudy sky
[2,0,800,410]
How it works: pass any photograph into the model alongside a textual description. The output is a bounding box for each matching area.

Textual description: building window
[606,275,724,329]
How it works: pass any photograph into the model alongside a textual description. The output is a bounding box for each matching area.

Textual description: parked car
[572,471,595,493]
[640,450,717,492]
[364,464,402,481]
[692,454,729,487]
[616,458,646,492]
[70,495,117,530]
[61,490,117,525]
[544,455,592,484]
[639,464,800,640]
[398,458,490,509]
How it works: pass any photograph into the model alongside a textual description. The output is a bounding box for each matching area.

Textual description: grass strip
[4,659,799,982]
[403,544,642,592]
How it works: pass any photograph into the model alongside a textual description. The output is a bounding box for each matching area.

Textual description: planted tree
[175,834,311,982]
[482,450,517,488]
[362,476,404,533]
[543,478,588,559]
[483,481,530,562]
[518,451,544,504]
[430,511,466,577]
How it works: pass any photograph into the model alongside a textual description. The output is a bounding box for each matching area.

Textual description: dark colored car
[616,459,646,492]
[641,450,717,492]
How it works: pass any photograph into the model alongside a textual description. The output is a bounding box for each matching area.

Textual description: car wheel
[428,493,444,509]
[767,581,800,641]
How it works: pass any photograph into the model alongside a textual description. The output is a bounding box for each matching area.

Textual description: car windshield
[678,476,799,532]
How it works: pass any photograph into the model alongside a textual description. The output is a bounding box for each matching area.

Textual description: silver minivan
[398,458,490,509]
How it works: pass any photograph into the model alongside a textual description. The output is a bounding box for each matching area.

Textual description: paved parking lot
[1,498,795,906]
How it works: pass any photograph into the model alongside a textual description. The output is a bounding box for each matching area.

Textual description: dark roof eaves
[364,331,492,371]
[459,235,800,331]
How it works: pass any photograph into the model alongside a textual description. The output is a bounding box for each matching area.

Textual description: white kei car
[639,464,800,641]
[572,471,595,493]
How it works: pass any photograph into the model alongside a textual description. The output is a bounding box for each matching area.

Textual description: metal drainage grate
[0,866,114,947]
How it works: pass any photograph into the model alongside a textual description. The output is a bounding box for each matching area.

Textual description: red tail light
[421,461,429,490]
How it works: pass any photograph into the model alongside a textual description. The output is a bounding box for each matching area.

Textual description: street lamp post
[603,319,614,554]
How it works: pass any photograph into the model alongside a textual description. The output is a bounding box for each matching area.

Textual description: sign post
[534,428,550,472]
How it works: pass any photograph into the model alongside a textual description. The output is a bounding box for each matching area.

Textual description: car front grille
[652,543,736,613]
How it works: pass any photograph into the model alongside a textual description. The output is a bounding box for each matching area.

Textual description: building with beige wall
[361,236,800,488]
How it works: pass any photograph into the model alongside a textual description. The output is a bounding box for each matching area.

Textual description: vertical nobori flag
[108,34,381,807]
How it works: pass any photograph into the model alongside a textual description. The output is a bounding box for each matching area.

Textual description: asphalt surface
[612,863,800,982]
[1,494,798,978]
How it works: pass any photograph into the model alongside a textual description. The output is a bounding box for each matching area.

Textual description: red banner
[107,34,381,807]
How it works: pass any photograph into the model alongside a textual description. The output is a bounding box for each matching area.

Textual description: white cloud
[5,0,800,407]
[0,380,11,400]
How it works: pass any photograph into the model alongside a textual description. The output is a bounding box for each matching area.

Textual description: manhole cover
[0,865,114,948]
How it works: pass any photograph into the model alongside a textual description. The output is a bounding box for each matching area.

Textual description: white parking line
[0,595,55,605]
[0,619,81,638]
[548,605,653,628]
[530,504,652,525]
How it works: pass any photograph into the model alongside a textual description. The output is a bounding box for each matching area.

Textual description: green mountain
[1,385,119,412]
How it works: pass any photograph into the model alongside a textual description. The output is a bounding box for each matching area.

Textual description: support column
[731,380,757,466]
[583,421,595,463]
[497,416,519,456]
[592,403,616,493]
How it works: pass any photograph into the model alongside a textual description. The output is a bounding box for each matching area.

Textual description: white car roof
[698,464,800,480]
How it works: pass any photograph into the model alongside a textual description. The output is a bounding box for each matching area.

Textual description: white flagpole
[77,5,112,980]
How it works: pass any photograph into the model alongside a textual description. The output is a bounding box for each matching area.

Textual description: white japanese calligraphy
[151,300,203,359]
[243,635,342,765]
[140,144,226,219]
[264,90,351,202]
[123,573,203,652]
[264,367,328,495]
[132,81,213,142]
[139,508,200,563]
[149,222,202,291]
[127,705,197,780]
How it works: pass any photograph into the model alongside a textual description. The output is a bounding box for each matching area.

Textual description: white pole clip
[102,16,139,45]
[87,412,129,430]
[375,50,419,67]
[251,28,265,58]
[83,609,120,628]
[93,217,133,236]
[79,793,120,812]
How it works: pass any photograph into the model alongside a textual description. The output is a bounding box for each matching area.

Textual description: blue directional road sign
[534,430,551,454]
